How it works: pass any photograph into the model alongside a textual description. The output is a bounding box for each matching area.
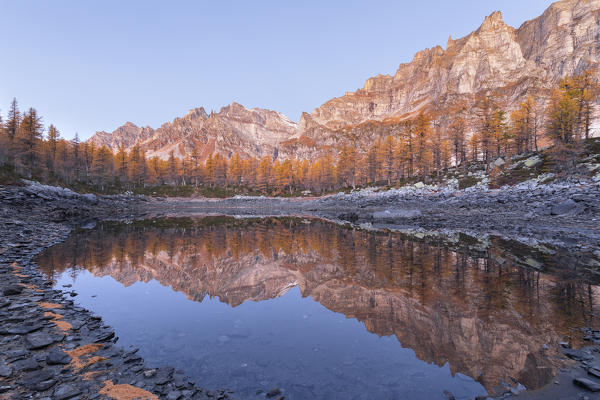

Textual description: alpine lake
[35,216,600,400]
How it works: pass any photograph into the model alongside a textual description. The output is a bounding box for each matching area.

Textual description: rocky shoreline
[0,184,236,400]
[147,178,600,257]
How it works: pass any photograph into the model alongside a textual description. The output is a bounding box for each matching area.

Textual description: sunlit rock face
[89,103,298,162]
[38,217,600,394]
[89,0,600,160]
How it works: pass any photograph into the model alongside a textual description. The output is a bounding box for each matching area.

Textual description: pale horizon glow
[0,0,553,140]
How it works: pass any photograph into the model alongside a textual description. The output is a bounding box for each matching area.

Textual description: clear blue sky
[0,0,553,140]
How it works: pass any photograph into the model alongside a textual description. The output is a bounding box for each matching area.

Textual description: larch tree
[46,124,60,172]
[573,68,599,140]
[402,120,415,177]
[228,153,243,186]
[448,103,467,168]
[6,98,20,143]
[414,112,433,177]
[17,107,43,177]
[115,144,128,185]
[72,133,81,182]
[92,145,113,189]
[256,155,273,192]
[380,135,396,185]
[167,150,179,185]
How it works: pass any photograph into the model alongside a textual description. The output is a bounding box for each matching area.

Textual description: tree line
[0,69,597,194]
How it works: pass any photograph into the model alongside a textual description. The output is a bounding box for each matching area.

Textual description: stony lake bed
[1,180,600,399]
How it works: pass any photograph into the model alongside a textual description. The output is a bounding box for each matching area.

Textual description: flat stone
[124,354,142,364]
[53,383,82,400]
[266,388,282,398]
[155,367,174,385]
[25,331,65,349]
[94,331,115,342]
[5,349,29,362]
[143,369,157,378]
[46,348,72,365]
[167,390,182,400]
[564,348,594,362]
[12,357,40,371]
[574,377,600,392]
[0,363,12,378]
[0,385,13,393]
[551,199,580,216]
[3,284,23,296]
[1,322,44,335]
[590,368,600,379]
[20,369,58,391]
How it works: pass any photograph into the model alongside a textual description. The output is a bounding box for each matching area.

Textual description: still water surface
[36,217,600,399]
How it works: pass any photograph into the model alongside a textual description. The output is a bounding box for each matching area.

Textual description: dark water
[36,217,600,399]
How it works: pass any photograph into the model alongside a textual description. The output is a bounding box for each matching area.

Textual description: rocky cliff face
[89,0,600,160]
[89,103,298,161]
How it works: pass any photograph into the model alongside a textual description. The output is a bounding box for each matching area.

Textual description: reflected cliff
[38,217,600,394]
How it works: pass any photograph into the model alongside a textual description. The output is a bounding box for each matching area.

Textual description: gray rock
[25,332,65,349]
[155,367,174,385]
[574,377,600,392]
[563,348,594,361]
[46,348,72,365]
[94,330,115,342]
[266,388,282,398]
[2,322,44,335]
[143,369,157,378]
[551,199,580,216]
[0,363,12,378]
[2,284,23,296]
[20,369,58,391]
[589,368,600,379]
[0,385,13,393]
[372,209,422,220]
[53,383,82,400]
[12,357,40,371]
[167,390,182,400]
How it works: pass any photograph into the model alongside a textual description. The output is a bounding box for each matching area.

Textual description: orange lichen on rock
[20,283,36,289]
[38,302,62,309]
[66,343,106,370]
[44,311,72,333]
[99,380,158,400]
[81,370,102,381]
[44,311,64,319]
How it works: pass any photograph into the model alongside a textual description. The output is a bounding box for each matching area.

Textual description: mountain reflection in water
[37,217,600,397]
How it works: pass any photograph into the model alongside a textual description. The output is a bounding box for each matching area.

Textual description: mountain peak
[479,11,507,32]
[447,35,454,49]
[185,107,208,120]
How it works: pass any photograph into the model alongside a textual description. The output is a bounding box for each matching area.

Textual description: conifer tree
[167,150,179,185]
[17,108,43,176]
[115,144,128,184]
[256,155,272,192]
[6,98,20,143]
[380,135,396,185]
[46,124,60,172]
